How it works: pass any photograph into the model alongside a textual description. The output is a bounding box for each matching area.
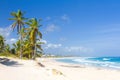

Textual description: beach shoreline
[53,57,120,71]
[0,57,120,80]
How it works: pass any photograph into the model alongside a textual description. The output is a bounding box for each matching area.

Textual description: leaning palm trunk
[34,44,36,59]
[33,43,37,60]
[32,46,35,60]
[34,43,37,59]
[19,28,23,59]
[32,43,37,60]
[20,35,22,59]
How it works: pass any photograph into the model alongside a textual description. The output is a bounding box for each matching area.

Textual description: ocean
[56,57,120,70]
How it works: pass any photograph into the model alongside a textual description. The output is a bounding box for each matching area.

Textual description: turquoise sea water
[56,57,120,70]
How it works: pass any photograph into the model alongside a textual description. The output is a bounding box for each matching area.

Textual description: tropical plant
[13,40,21,57]
[8,10,43,59]
[26,18,42,59]
[9,10,27,59]
[0,35,5,53]
[22,40,32,59]
[4,44,11,56]
[11,48,16,54]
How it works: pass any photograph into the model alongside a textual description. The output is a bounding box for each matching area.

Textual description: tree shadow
[37,62,45,67]
[0,58,23,67]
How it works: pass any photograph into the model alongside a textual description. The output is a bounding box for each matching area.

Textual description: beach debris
[52,69,63,75]
[46,68,63,76]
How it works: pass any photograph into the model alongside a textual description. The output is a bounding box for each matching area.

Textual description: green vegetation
[0,35,5,53]
[0,10,43,60]
[26,18,43,59]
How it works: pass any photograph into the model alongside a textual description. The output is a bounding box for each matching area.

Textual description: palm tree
[35,40,44,57]
[22,39,44,59]
[26,18,42,59]
[22,40,32,59]
[13,40,21,57]
[9,10,27,59]
[0,35,5,53]
[4,44,11,56]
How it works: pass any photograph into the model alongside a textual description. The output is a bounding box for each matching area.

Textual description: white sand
[0,57,120,80]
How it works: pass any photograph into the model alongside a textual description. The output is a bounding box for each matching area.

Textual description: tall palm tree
[0,35,5,53]
[26,18,42,59]
[9,10,27,59]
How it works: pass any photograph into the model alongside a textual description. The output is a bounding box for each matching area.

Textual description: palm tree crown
[26,18,42,44]
[9,10,27,33]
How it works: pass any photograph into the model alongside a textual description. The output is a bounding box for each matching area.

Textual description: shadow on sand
[37,62,45,67]
[0,58,23,67]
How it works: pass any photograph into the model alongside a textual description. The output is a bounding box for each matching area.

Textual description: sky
[0,0,120,56]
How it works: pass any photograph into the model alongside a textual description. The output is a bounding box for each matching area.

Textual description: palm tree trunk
[20,35,22,59]
[32,43,37,60]
[32,46,35,60]
[34,43,37,59]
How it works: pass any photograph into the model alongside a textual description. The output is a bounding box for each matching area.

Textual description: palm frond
[8,18,17,20]
[36,45,43,51]
[37,42,45,44]
[11,22,17,31]
[10,12,17,17]
[37,31,42,38]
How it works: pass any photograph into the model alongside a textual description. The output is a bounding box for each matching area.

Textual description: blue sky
[0,0,120,56]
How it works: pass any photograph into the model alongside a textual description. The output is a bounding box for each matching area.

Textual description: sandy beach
[0,57,120,80]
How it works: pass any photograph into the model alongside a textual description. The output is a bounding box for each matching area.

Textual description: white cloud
[10,38,17,42]
[6,38,17,44]
[40,39,47,44]
[0,26,12,38]
[45,43,62,49]
[61,14,70,22]
[45,24,59,33]
[65,46,93,53]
